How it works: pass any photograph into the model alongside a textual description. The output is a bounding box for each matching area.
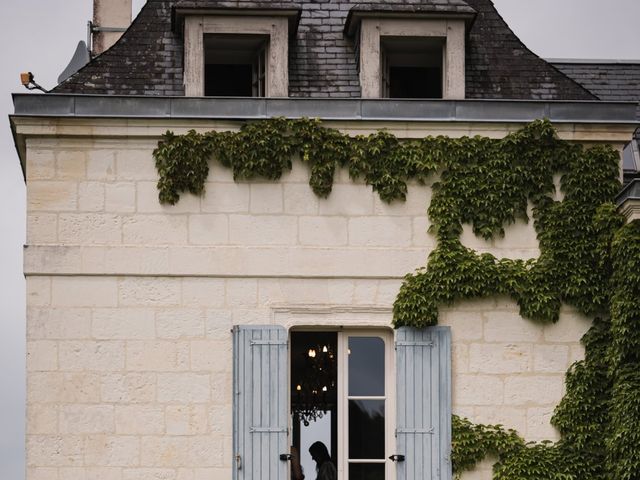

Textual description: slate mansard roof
[552,60,640,120]
[52,0,596,100]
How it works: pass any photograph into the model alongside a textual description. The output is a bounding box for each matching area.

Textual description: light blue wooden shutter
[233,325,288,480]
[395,326,452,480]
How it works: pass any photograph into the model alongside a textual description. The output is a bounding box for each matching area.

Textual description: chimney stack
[92,0,132,55]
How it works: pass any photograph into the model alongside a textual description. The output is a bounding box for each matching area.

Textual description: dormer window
[176,8,301,97]
[381,36,444,99]
[345,6,476,100]
[204,34,268,97]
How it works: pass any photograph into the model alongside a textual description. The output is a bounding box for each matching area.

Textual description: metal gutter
[11,94,640,124]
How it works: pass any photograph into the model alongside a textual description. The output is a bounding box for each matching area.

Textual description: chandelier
[293,343,337,426]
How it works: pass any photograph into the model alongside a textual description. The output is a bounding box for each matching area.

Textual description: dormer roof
[52,0,596,101]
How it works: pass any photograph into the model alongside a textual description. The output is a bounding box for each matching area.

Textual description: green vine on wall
[154,119,640,479]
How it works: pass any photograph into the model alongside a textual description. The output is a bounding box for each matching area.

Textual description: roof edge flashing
[172,6,302,35]
[11,94,640,125]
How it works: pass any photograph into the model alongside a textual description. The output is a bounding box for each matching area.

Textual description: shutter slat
[396,327,451,480]
[233,325,288,480]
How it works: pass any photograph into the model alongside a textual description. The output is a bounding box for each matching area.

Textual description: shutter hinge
[249,427,288,433]
[250,340,287,346]
[396,341,434,347]
[396,427,434,434]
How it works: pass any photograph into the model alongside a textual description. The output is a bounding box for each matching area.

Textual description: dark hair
[309,441,331,465]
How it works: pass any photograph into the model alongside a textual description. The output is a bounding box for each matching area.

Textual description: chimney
[92,0,132,55]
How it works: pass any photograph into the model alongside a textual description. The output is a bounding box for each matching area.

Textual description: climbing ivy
[154,119,640,479]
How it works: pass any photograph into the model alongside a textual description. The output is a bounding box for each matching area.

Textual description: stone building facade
[12,1,640,480]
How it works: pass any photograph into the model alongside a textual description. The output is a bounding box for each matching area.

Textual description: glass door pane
[347,336,386,479]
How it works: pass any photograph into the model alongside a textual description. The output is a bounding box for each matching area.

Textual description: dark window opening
[381,36,444,99]
[204,34,267,97]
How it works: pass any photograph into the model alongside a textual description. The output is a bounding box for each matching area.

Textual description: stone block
[27,340,58,371]
[55,151,86,180]
[533,345,570,373]
[452,343,469,374]
[59,405,114,434]
[439,311,483,341]
[166,405,209,435]
[92,308,156,339]
[318,184,374,215]
[454,375,504,406]
[115,405,164,434]
[469,343,532,374]
[182,278,226,307]
[210,373,232,405]
[123,468,178,480]
[140,436,223,467]
[52,278,118,307]
[412,216,436,247]
[504,375,564,406]
[229,215,297,245]
[122,215,188,245]
[208,405,232,433]
[59,214,122,244]
[375,280,402,305]
[59,467,122,480]
[105,183,136,213]
[373,184,430,216]
[26,149,55,180]
[87,150,116,181]
[137,182,201,214]
[27,404,58,434]
[59,341,125,371]
[483,312,544,342]
[348,217,412,246]
[283,184,319,214]
[201,183,250,213]
[101,246,171,275]
[543,307,591,343]
[27,467,59,480]
[116,149,158,180]
[526,406,560,441]
[353,279,378,304]
[188,215,229,245]
[27,277,51,307]
[569,345,585,364]
[27,214,58,244]
[190,340,231,372]
[78,182,105,212]
[205,310,233,339]
[126,341,178,371]
[28,182,77,212]
[226,279,258,307]
[28,372,100,403]
[472,406,527,434]
[101,373,156,403]
[84,435,140,466]
[299,216,348,246]
[250,183,283,213]
[326,279,356,304]
[157,374,211,403]
[27,435,83,466]
[119,278,181,307]
[157,309,206,339]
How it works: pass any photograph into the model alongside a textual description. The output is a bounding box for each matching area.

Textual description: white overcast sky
[0,0,639,478]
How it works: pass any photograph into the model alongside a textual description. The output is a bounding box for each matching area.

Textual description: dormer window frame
[355,16,469,100]
[181,10,299,97]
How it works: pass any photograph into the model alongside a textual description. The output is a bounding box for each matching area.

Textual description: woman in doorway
[309,441,337,480]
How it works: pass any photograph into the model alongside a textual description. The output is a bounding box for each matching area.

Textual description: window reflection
[349,400,385,459]
[348,337,385,396]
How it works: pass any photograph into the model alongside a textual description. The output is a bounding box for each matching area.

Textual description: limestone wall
[24,134,592,480]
